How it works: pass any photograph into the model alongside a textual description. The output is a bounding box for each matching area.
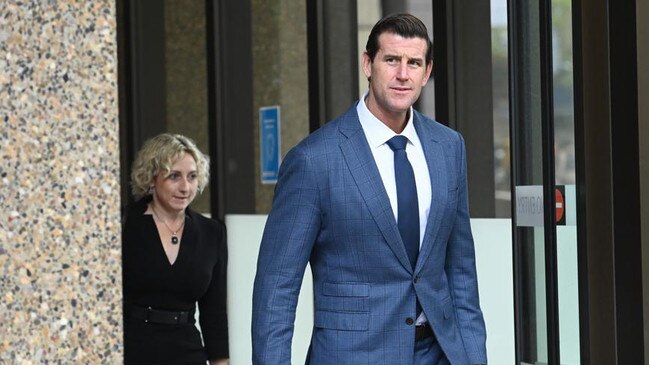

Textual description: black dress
[122,198,229,364]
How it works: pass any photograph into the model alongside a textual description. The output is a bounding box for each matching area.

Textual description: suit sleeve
[445,133,488,364]
[251,145,321,365]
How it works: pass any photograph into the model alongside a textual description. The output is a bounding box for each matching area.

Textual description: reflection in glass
[491,0,511,218]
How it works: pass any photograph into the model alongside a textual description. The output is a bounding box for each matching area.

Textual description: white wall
[225,215,313,364]
[472,219,516,364]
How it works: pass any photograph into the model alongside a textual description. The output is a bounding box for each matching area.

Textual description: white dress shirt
[356,94,432,247]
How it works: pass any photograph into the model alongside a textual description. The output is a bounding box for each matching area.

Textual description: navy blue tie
[387,136,419,270]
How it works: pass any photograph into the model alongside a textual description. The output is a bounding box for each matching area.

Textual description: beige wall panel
[251,0,309,213]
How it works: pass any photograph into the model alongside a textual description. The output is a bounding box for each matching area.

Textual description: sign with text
[515,185,544,227]
[259,106,281,184]
[515,185,575,227]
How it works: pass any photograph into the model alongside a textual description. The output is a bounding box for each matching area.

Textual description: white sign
[515,185,544,227]
[515,185,576,227]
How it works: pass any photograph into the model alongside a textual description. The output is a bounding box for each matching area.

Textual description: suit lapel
[338,109,414,273]
[413,114,448,274]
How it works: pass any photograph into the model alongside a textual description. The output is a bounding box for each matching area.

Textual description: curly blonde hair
[130,133,210,200]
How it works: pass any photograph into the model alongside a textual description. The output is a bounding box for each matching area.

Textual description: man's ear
[361,52,372,81]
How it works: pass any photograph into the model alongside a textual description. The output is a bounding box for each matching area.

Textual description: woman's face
[151,153,198,213]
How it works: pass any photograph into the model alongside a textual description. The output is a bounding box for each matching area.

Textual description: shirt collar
[356,92,418,148]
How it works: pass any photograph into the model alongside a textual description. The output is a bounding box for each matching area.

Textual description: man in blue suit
[252,13,487,365]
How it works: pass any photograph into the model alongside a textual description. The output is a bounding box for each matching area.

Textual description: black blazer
[122,197,229,362]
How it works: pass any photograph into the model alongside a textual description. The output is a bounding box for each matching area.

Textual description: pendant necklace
[150,204,185,245]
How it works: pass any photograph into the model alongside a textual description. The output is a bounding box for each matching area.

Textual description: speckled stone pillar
[0,1,122,363]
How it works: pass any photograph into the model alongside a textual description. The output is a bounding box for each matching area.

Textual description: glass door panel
[551,0,580,363]
[510,0,550,363]
[511,0,582,363]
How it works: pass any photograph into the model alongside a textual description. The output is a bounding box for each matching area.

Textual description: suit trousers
[415,336,450,365]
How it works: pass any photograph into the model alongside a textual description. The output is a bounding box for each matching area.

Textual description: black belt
[415,323,434,341]
[127,304,193,325]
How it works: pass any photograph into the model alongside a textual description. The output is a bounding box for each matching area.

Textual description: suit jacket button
[413,276,419,283]
[405,317,414,325]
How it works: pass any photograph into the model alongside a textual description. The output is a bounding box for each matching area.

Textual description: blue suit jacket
[252,106,487,365]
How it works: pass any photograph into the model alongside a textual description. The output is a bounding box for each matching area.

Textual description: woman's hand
[210,359,228,365]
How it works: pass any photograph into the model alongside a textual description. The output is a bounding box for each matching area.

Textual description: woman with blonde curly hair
[122,133,229,364]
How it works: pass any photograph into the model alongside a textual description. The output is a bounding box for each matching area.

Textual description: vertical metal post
[538,0,560,363]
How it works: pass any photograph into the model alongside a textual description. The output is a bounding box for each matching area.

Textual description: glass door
[509,0,579,363]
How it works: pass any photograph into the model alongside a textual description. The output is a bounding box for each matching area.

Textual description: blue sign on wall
[259,106,281,184]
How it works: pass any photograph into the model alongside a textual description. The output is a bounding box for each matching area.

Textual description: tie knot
[386,135,408,151]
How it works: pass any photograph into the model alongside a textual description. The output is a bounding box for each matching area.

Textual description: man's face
[362,32,432,128]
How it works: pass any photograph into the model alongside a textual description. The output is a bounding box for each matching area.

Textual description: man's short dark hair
[365,13,433,65]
